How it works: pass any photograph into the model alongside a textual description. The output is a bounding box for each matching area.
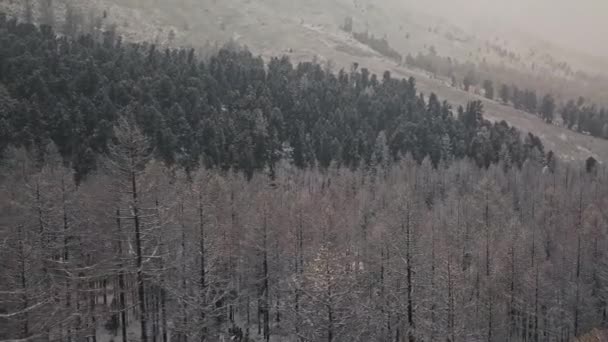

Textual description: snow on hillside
[2,0,607,162]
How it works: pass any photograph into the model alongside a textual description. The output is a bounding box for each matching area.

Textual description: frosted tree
[106,113,155,342]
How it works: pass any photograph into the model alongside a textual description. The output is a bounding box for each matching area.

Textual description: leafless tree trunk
[116,209,128,342]
[107,115,153,342]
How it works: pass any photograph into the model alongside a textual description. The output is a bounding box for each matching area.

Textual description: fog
[399,0,608,58]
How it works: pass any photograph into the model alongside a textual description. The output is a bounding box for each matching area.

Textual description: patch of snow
[576,145,591,154]
[576,145,598,160]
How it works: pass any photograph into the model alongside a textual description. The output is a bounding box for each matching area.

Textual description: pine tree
[24,0,33,23]
[540,94,556,123]
[39,0,54,27]
[483,80,494,100]
[500,84,510,104]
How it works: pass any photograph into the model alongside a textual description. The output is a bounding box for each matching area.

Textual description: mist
[399,0,608,58]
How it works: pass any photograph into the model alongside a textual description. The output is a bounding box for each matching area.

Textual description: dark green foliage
[511,87,539,114]
[39,0,54,27]
[523,89,537,113]
[559,98,608,138]
[463,69,477,92]
[540,94,555,123]
[63,5,84,37]
[545,150,557,173]
[342,16,353,33]
[586,156,597,174]
[403,46,608,141]
[511,85,522,110]
[23,0,33,24]
[352,31,402,63]
[0,84,17,153]
[483,80,494,100]
[0,17,544,180]
[499,83,510,104]
[513,85,608,141]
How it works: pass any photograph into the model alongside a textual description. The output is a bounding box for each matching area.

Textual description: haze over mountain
[403,0,608,59]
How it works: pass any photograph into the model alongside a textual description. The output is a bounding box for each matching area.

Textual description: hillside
[0,18,551,182]
[2,0,606,163]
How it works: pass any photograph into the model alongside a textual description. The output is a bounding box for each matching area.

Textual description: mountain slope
[2,0,607,162]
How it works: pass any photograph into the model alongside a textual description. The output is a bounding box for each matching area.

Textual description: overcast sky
[400,0,608,57]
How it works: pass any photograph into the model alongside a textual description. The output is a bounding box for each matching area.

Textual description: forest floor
[2,0,607,162]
